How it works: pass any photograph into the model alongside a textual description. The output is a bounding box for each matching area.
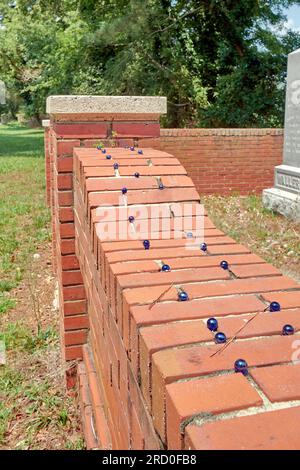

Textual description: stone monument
[0,80,5,105]
[263,49,300,220]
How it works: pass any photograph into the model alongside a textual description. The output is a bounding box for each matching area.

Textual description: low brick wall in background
[139,128,284,195]
[45,126,284,204]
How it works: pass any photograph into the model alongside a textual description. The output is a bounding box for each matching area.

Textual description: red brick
[166,374,262,449]
[56,140,80,156]
[251,364,300,402]
[59,222,75,238]
[262,291,300,309]
[58,191,73,206]
[62,270,83,286]
[57,174,73,190]
[59,207,74,222]
[131,405,145,450]
[61,255,80,270]
[65,345,83,361]
[54,122,108,138]
[65,330,88,346]
[63,285,86,301]
[112,122,160,138]
[231,263,281,278]
[64,300,86,316]
[60,239,75,255]
[184,407,300,450]
[64,314,89,330]
[57,156,73,173]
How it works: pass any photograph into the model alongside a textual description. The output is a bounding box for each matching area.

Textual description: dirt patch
[0,241,84,450]
[203,195,300,282]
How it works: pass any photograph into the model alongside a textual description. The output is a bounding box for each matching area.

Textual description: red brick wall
[139,128,283,195]
[47,114,162,383]
[46,114,300,450]
[46,127,284,200]
[72,145,300,450]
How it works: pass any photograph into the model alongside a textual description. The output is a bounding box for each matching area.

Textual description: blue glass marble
[200,243,207,252]
[113,163,119,170]
[220,260,229,270]
[186,232,193,238]
[234,359,248,376]
[134,172,140,178]
[178,291,189,302]
[215,332,227,344]
[138,150,143,155]
[128,216,135,223]
[282,324,295,336]
[158,183,164,190]
[101,149,106,154]
[96,145,102,150]
[161,264,171,272]
[269,301,281,312]
[207,318,218,332]
[130,146,135,151]
[143,240,150,250]
[121,187,127,195]
[106,154,112,160]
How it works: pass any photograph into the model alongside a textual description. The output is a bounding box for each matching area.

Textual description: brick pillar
[45,95,167,382]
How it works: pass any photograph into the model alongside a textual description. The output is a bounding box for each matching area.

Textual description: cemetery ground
[203,194,300,282]
[0,123,83,449]
[0,123,299,450]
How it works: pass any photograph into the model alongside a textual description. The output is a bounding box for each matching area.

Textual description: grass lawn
[0,123,83,449]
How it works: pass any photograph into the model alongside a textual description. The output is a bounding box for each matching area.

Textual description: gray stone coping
[46,95,167,115]
[42,119,50,128]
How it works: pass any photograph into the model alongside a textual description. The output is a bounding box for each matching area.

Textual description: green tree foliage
[0,0,299,126]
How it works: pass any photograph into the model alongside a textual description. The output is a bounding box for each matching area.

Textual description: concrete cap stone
[42,119,50,127]
[46,95,167,115]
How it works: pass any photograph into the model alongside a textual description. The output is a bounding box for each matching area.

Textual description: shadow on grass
[0,123,44,158]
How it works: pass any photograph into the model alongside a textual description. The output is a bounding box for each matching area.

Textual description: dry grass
[203,194,300,281]
[0,246,84,450]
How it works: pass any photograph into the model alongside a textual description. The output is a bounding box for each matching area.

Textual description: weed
[65,438,86,450]
[0,295,16,314]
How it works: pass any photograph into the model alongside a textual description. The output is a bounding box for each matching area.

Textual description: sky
[285,4,300,31]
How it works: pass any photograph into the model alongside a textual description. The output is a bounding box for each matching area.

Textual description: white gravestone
[0,80,6,105]
[263,49,300,220]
